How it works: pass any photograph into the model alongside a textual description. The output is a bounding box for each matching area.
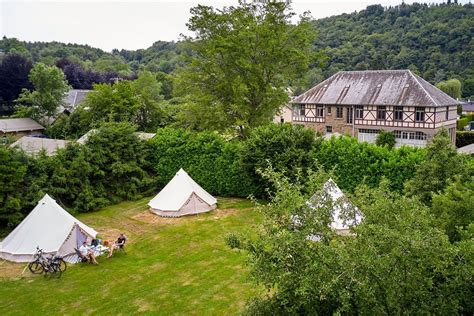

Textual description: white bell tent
[0,194,97,263]
[307,178,363,236]
[148,168,217,217]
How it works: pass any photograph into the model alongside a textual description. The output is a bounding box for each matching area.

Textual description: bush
[456,131,474,148]
[375,130,396,148]
[457,117,469,131]
[240,123,319,196]
[150,128,255,197]
[315,136,425,193]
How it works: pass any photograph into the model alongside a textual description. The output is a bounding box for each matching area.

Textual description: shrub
[150,128,255,197]
[457,117,469,130]
[240,123,319,196]
[315,136,425,193]
[456,131,474,148]
[375,130,396,148]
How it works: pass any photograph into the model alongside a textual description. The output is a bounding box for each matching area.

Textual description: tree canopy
[175,0,316,136]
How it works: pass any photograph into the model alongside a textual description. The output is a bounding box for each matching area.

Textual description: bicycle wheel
[56,258,67,272]
[28,261,44,274]
[52,263,62,278]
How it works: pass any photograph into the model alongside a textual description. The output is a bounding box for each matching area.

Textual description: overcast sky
[0,0,469,52]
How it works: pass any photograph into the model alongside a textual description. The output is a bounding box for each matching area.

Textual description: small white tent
[306,178,363,237]
[0,194,97,263]
[148,168,217,217]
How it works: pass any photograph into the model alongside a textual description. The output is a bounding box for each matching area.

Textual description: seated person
[79,241,98,264]
[107,233,127,258]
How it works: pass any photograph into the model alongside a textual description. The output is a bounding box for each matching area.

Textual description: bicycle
[28,247,67,276]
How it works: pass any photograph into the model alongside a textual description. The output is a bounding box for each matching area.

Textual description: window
[316,106,324,117]
[326,126,333,133]
[377,106,386,120]
[394,106,403,121]
[394,130,427,140]
[415,107,425,122]
[355,105,364,119]
[327,106,332,114]
[445,106,449,120]
[294,104,305,116]
[336,107,343,118]
[346,107,353,124]
[280,117,284,123]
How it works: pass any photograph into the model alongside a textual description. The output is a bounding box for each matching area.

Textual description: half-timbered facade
[290,70,459,147]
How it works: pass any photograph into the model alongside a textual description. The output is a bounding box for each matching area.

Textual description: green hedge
[150,128,255,197]
[456,131,474,148]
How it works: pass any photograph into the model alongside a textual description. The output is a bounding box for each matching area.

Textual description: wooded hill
[1,2,472,95]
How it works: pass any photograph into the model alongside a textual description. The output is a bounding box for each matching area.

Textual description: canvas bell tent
[307,178,363,236]
[148,168,217,217]
[0,194,97,263]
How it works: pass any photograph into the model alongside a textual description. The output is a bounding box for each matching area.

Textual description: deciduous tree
[177,1,317,137]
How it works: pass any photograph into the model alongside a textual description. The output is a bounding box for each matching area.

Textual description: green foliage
[431,177,474,242]
[14,63,70,125]
[375,129,396,148]
[239,171,472,314]
[0,146,27,230]
[62,71,170,138]
[457,117,469,130]
[310,3,474,93]
[457,131,474,148]
[407,129,468,204]
[464,78,474,98]
[176,1,317,136]
[93,55,132,76]
[315,136,424,193]
[436,78,462,99]
[240,123,318,196]
[150,128,255,197]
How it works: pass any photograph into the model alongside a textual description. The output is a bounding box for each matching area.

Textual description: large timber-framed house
[290,70,459,147]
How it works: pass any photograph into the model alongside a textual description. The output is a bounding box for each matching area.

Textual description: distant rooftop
[291,70,460,107]
[0,118,44,133]
[77,129,156,145]
[61,89,92,114]
[11,136,70,156]
[458,143,474,155]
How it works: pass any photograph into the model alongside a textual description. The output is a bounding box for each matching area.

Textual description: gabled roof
[291,70,460,107]
[148,168,217,212]
[61,89,92,114]
[11,136,70,156]
[0,118,44,133]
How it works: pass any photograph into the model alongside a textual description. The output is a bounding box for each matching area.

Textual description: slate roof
[291,70,460,107]
[0,118,44,133]
[77,129,156,144]
[458,143,474,155]
[61,90,92,114]
[461,101,474,112]
[11,136,70,156]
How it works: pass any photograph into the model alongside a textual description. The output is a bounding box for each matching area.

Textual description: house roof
[0,118,44,133]
[61,89,92,113]
[11,136,70,156]
[77,130,156,144]
[291,70,460,107]
[461,101,474,112]
[458,143,474,155]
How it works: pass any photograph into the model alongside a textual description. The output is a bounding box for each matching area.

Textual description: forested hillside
[0,2,473,111]
[309,3,473,95]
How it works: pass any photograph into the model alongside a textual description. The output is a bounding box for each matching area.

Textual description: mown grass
[0,197,261,315]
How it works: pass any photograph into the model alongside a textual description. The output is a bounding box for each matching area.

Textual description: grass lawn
[0,197,262,315]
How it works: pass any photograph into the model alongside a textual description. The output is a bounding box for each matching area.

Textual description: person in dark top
[107,233,127,258]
